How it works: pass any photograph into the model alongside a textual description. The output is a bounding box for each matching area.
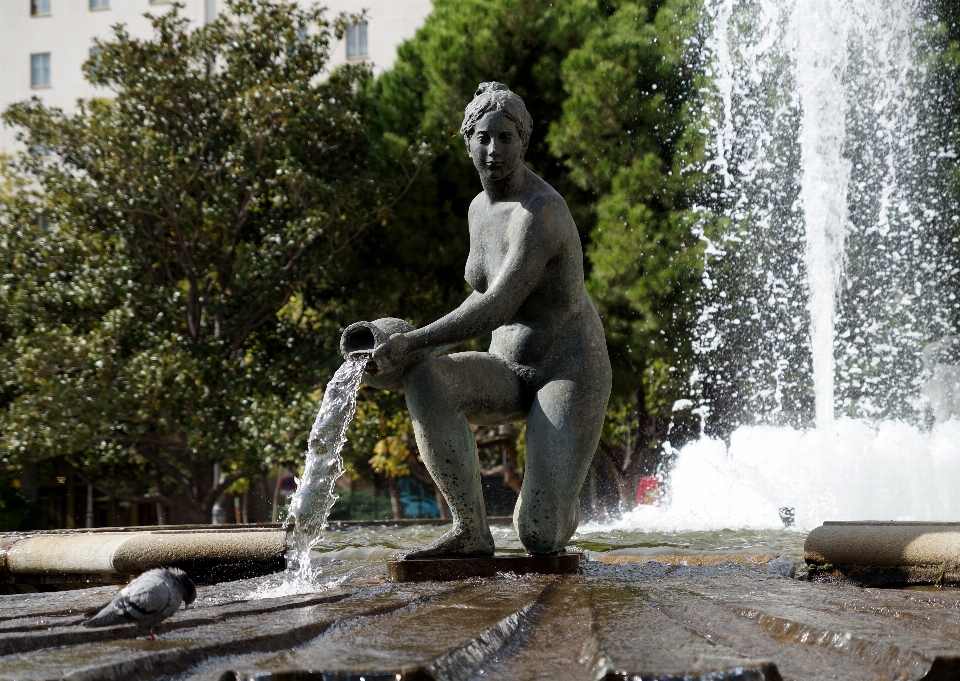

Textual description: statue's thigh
[523,377,607,504]
[404,352,528,425]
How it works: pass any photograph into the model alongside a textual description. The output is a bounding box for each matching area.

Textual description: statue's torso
[464,178,607,388]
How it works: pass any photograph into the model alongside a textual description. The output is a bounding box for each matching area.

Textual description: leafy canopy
[0,0,430,522]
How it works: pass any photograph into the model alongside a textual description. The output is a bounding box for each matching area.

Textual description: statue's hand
[372,333,411,373]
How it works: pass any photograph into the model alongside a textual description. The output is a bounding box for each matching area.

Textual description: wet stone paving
[3,554,960,681]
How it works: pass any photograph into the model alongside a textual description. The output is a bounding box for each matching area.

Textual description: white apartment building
[0,0,433,153]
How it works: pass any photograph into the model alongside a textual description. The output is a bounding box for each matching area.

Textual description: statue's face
[469,110,523,181]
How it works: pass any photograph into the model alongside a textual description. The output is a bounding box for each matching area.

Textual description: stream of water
[281,356,367,590]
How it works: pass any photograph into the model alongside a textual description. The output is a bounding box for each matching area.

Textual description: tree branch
[201,468,257,510]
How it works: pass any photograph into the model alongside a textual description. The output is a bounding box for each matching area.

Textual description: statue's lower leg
[403,394,494,560]
[513,377,605,554]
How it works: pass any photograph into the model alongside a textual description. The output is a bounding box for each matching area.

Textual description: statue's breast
[465,249,487,293]
[465,202,521,293]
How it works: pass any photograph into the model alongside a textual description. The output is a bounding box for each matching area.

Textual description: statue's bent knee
[516,501,577,554]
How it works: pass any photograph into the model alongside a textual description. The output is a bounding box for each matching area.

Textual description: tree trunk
[257,480,269,523]
[66,473,75,529]
[501,441,523,494]
[154,471,166,526]
[474,424,523,494]
[588,462,599,515]
[434,486,448,519]
[405,452,447,519]
[272,468,285,522]
[598,447,636,513]
[386,478,404,520]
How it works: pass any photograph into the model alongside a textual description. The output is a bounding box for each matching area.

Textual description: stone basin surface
[2,547,960,681]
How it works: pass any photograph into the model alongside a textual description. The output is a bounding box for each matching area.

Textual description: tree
[549,0,707,510]
[371,0,600,210]
[0,0,430,523]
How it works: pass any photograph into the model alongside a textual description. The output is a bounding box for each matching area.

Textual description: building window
[31,0,51,16]
[89,45,103,69]
[31,53,51,88]
[35,215,50,233]
[346,22,368,58]
[89,0,109,9]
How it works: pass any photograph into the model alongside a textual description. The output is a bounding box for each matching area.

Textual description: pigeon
[82,567,196,638]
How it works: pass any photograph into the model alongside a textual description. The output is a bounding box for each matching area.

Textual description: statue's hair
[460,82,533,154]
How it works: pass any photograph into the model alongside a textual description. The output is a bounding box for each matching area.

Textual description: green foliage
[340,389,412,482]
[551,0,704,397]
[2,0,716,523]
[0,0,430,522]
[371,0,601,229]
[547,0,707,503]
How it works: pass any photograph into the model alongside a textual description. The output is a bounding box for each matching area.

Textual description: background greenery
[3,0,957,527]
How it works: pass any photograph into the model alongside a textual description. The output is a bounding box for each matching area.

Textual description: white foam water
[605,420,960,533]
[279,356,367,592]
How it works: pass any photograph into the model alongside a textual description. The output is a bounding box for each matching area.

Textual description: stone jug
[339,317,433,390]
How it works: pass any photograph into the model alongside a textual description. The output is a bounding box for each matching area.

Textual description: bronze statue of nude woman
[371,82,611,557]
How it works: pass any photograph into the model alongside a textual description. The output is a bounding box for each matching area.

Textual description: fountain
[8,8,960,677]
[624,0,960,533]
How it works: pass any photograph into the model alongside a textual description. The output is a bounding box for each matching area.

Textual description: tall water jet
[697,0,956,427]
[636,0,960,532]
[791,0,850,426]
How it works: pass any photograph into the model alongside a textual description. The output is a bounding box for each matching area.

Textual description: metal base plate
[387,552,580,583]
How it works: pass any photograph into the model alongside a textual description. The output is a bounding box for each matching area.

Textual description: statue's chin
[480,165,514,182]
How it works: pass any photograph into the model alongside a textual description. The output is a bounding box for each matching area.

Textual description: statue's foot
[527,547,567,557]
[402,526,495,560]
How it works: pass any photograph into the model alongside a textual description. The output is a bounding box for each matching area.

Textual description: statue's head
[460,82,533,157]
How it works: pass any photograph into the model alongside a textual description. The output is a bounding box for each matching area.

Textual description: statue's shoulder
[526,181,574,230]
[467,191,489,219]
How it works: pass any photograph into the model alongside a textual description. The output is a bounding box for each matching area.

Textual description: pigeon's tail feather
[82,606,131,628]
[83,600,112,619]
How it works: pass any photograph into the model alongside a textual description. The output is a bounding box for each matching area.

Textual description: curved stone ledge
[0,528,287,585]
[803,521,960,583]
